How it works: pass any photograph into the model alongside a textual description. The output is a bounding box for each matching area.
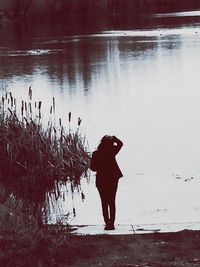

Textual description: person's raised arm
[112,136,123,155]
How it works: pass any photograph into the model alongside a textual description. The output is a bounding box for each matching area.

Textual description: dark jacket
[90,138,123,187]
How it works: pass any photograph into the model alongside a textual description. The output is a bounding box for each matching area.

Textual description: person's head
[98,135,114,150]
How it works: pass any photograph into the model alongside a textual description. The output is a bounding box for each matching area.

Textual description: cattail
[50,106,52,114]
[78,117,82,126]
[28,86,32,100]
[35,102,37,109]
[81,192,85,202]
[21,101,24,116]
[38,101,42,110]
[60,127,63,141]
[9,92,13,108]
[29,102,32,114]
[11,98,13,108]
[59,118,62,127]
[73,207,76,217]
[68,112,71,122]
[25,102,27,112]
[53,97,55,113]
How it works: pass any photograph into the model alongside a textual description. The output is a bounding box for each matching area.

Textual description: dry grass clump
[0,88,91,204]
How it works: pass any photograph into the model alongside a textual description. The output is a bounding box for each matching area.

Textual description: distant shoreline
[1,6,200,28]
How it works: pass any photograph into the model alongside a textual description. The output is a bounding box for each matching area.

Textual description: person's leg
[97,186,109,226]
[108,181,118,229]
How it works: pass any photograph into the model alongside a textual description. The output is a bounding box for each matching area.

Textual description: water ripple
[0,49,61,57]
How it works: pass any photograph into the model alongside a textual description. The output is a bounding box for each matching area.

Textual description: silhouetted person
[90,135,123,230]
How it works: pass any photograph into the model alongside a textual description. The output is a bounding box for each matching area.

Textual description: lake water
[1,11,200,228]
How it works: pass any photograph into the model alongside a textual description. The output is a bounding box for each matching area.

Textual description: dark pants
[97,180,118,226]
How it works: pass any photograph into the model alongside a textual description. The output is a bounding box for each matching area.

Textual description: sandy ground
[72,222,200,235]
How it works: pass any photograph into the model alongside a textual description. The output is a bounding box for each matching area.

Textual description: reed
[0,88,91,222]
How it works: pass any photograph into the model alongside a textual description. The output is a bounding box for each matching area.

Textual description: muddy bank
[1,228,200,266]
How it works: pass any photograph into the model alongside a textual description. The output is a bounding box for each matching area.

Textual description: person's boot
[108,220,115,230]
[104,219,110,230]
[104,221,115,230]
[108,223,115,230]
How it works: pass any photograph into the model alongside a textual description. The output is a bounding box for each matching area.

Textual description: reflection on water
[154,10,200,18]
[1,12,200,224]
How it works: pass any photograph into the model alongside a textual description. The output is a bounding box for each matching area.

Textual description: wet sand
[72,222,200,235]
